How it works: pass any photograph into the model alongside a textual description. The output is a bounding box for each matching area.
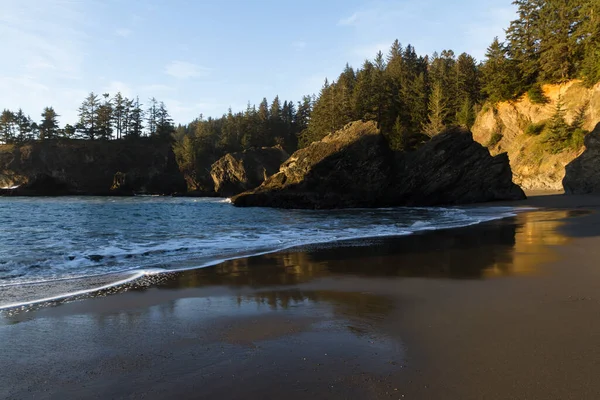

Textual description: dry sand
[2,194,600,399]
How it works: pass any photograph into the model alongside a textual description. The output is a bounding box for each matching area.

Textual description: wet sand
[3,194,600,399]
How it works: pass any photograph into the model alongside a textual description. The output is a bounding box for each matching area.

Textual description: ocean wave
[0,199,525,310]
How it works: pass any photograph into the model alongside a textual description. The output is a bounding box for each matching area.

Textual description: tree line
[0,93,175,144]
[484,0,600,102]
[3,0,598,158]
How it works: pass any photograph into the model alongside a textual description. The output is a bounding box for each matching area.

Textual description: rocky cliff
[232,121,524,209]
[210,146,289,197]
[472,80,600,190]
[0,138,186,195]
[563,123,600,194]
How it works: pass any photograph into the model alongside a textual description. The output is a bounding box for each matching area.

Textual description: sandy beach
[3,193,600,399]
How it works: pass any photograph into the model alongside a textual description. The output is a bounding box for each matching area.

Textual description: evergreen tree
[544,96,571,152]
[39,107,60,140]
[113,92,127,139]
[455,53,481,107]
[481,38,522,102]
[63,124,76,138]
[146,97,158,136]
[537,0,583,83]
[579,0,600,85]
[295,95,312,140]
[129,97,144,138]
[423,82,447,136]
[506,0,544,86]
[456,98,476,129]
[15,109,32,142]
[97,93,114,140]
[269,96,283,145]
[77,92,100,140]
[156,102,175,138]
[0,110,16,144]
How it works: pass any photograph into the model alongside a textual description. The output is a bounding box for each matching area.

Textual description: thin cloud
[165,61,211,79]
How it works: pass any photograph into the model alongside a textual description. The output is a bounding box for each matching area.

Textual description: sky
[0,0,516,126]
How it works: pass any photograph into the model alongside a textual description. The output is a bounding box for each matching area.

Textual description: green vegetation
[527,85,549,104]
[525,121,546,136]
[487,133,504,147]
[542,97,589,153]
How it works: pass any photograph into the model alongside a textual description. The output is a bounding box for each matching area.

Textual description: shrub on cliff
[527,85,549,105]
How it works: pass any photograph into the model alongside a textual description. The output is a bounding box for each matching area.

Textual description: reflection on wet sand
[165,210,577,291]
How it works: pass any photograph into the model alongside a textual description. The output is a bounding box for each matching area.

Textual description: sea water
[0,196,519,309]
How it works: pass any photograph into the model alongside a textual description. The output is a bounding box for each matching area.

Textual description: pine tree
[97,93,113,140]
[481,38,522,102]
[537,0,583,82]
[455,53,481,107]
[39,107,60,140]
[146,97,158,136]
[269,96,283,145]
[14,109,32,142]
[77,92,100,140]
[456,98,475,129]
[63,124,76,138]
[423,82,447,136]
[156,102,175,138]
[544,95,571,152]
[113,92,127,139]
[129,97,144,138]
[579,0,600,85]
[506,0,544,86]
[0,110,16,144]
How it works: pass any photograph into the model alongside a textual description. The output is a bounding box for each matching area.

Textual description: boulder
[232,121,525,209]
[210,146,289,197]
[563,123,600,194]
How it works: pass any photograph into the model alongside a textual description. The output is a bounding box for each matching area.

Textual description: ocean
[0,197,519,309]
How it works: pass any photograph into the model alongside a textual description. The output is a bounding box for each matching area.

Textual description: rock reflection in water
[165,210,575,291]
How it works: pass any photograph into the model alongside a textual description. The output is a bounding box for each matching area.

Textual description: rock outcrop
[0,138,187,196]
[233,122,393,208]
[472,80,600,190]
[210,146,289,197]
[563,123,600,194]
[232,121,525,209]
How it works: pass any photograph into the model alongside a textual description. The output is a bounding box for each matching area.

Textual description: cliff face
[210,147,289,197]
[563,122,600,194]
[0,138,187,195]
[472,80,600,191]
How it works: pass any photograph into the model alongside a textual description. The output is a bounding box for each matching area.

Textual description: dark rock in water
[0,138,187,196]
[232,121,525,209]
[563,123,600,194]
[210,146,289,197]
[387,127,526,206]
[232,121,395,208]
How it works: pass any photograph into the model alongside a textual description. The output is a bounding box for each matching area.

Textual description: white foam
[0,204,522,310]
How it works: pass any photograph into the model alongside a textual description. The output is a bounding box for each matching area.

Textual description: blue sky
[0,0,516,126]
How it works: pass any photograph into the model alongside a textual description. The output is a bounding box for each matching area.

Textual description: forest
[1,0,598,164]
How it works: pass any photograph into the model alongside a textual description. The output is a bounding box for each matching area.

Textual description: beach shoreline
[3,193,600,399]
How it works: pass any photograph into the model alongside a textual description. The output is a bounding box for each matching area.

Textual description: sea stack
[232,121,525,209]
